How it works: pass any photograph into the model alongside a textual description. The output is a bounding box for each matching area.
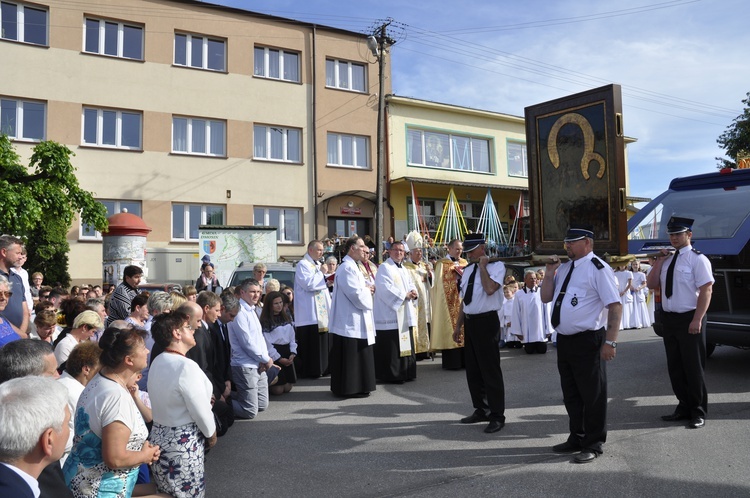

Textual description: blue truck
[627,167,750,356]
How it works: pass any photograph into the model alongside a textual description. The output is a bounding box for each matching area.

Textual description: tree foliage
[0,136,108,286]
[716,92,750,169]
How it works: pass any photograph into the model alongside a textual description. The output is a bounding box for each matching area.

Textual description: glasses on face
[0,291,12,299]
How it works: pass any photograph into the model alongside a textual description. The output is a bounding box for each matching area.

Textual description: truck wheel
[706,343,716,358]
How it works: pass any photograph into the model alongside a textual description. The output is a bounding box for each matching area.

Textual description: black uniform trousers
[556,328,607,453]
[662,310,707,418]
[463,311,505,422]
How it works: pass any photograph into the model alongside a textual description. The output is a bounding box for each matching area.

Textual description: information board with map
[198,226,278,288]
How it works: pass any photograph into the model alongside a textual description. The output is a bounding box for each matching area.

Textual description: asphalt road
[205,327,750,497]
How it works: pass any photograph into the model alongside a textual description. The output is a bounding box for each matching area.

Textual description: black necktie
[665,251,679,298]
[551,263,575,328]
[463,265,479,306]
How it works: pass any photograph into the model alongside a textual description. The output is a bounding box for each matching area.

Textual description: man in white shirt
[647,216,713,429]
[293,240,331,378]
[228,279,274,419]
[452,233,507,434]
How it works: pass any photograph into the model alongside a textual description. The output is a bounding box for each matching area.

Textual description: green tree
[716,92,750,169]
[0,135,108,286]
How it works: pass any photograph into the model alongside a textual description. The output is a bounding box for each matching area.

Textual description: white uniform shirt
[549,252,620,335]
[458,261,505,315]
[373,259,417,330]
[659,244,714,313]
[328,255,375,344]
[294,253,331,327]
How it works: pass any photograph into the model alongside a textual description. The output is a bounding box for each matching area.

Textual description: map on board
[199,226,278,287]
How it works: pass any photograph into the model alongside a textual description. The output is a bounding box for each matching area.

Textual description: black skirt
[329,334,376,396]
[273,343,298,385]
[373,328,416,382]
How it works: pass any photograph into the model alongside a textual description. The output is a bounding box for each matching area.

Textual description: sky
[212,0,749,203]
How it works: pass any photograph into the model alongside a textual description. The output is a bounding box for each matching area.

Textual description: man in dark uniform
[452,233,507,434]
[541,224,622,463]
[646,216,713,429]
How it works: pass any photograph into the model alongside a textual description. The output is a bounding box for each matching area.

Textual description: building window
[1,1,47,45]
[0,97,45,141]
[253,46,299,82]
[325,58,366,92]
[174,33,226,72]
[253,125,301,163]
[507,141,528,178]
[254,207,301,244]
[172,116,226,156]
[80,199,142,240]
[327,133,369,169]
[172,204,225,241]
[84,18,143,60]
[82,107,142,149]
[407,128,491,173]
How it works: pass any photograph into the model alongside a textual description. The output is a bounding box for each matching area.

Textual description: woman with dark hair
[148,311,216,497]
[63,326,165,497]
[126,292,151,328]
[260,291,297,395]
[279,284,295,320]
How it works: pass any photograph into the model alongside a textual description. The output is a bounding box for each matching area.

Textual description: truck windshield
[628,184,750,241]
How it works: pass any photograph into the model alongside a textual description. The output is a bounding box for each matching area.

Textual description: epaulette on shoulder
[692,247,702,255]
[591,257,604,270]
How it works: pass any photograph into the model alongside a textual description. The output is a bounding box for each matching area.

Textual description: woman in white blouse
[148,311,217,498]
[260,291,298,395]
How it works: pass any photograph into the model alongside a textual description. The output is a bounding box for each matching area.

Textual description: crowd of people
[0,216,714,496]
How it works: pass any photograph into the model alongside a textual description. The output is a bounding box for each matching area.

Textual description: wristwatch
[605,340,617,348]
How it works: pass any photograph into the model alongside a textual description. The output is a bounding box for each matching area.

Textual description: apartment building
[1,0,384,284]
[386,96,530,246]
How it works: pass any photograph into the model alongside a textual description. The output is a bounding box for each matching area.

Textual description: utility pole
[370,20,394,264]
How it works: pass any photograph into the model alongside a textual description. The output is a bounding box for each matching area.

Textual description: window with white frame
[84,18,143,60]
[172,116,226,156]
[82,107,142,149]
[327,132,369,169]
[507,141,528,178]
[174,33,226,72]
[253,207,301,244]
[407,128,491,173]
[0,97,45,141]
[253,125,301,163]
[253,46,299,82]
[172,204,225,241]
[325,58,366,92]
[80,200,142,240]
[1,1,47,45]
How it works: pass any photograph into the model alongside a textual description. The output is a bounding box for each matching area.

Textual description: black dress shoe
[689,417,705,429]
[661,412,689,422]
[552,441,581,454]
[574,450,598,464]
[484,420,505,433]
[460,411,489,424]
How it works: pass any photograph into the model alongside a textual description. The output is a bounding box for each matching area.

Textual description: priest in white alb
[294,240,331,378]
[373,240,419,383]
